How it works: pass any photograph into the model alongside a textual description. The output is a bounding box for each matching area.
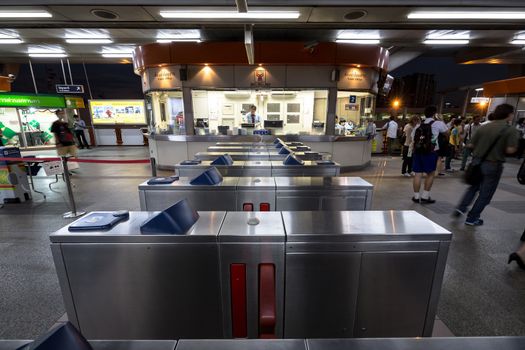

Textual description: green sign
[0,93,66,108]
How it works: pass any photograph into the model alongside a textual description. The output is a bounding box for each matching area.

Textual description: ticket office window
[191,89,328,135]
[336,91,375,132]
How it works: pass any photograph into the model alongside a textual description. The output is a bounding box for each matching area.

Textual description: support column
[461,89,471,118]
[182,87,195,135]
[325,87,338,135]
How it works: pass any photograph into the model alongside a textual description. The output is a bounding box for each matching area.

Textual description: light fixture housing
[29,53,68,58]
[66,38,113,44]
[159,10,300,19]
[408,11,525,19]
[423,39,469,45]
[0,38,23,44]
[336,39,380,45]
[0,11,52,18]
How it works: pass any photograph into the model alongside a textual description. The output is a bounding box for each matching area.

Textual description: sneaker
[411,197,420,203]
[445,168,455,173]
[420,197,436,204]
[403,173,411,177]
[410,172,415,176]
[438,172,446,176]
[465,218,484,226]
[452,209,465,217]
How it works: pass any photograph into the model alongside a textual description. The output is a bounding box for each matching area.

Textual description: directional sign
[470,97,489,104]
[349,95,357,104]
[56,84,84,94]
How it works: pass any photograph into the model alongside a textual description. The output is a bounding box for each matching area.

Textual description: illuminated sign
[0,93,65,108]
[470,97,490,103]
[89,99,146,125]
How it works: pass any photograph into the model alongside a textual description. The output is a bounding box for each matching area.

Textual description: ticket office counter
[149,134,371,171]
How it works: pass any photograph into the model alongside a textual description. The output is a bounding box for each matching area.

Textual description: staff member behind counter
[244,105,261,126]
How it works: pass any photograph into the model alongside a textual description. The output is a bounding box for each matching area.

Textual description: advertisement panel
[89,99,146,125]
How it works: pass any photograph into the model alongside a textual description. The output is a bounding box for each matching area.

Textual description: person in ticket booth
[244,105,261,125]
[51,109,78,158]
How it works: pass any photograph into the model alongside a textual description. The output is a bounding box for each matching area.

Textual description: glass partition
[191,89,328,135]
[147,90,184,135]
[0,107,59,147]
[336,91,375,136]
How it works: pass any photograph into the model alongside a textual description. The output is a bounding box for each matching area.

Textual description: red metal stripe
[230,264,247,338]
[259,263,276,339]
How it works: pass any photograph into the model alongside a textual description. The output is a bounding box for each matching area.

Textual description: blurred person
[516,118,525,159]
[365,118,377,140]
[445,119,462,171]
[382,114,398,156]
[73,115,90,149]
[244,105,261,125]
[460,115,482,170]
[51,109,77,158]
[453,103,519,226]
[435,114,450,176]
[481,112,494,125]
[411,106,448,204]
[401,115,420,176]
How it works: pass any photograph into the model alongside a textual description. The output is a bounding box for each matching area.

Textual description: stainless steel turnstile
[138,176,371,211]
[209,146,311,153]
[51,210,450,340]
[138,177,238,211]
[174,161,339,177]
[195,151,322,161]
[5,337,525,350]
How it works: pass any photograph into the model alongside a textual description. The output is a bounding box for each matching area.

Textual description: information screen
[89,99,146,125]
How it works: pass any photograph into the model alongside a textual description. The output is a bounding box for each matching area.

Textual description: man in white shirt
[244,105,261,125]
[382,115,398,156]
[460,115,482,170]
[411,106,449,204]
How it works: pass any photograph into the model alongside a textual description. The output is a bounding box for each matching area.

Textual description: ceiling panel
[49,6,157,21]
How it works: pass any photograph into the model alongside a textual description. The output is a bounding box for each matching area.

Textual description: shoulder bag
[464,126,507,186]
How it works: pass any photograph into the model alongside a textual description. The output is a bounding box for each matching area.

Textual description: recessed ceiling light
[336,39,380,45]
[408,11,525,19]
[0,38,23,44]
[159,10,300,19]
[0,11,52,18]
[66,38,113,44]
[29,53,68,58]
[423,39,469,45]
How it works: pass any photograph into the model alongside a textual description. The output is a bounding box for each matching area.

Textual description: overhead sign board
[349,95,357,104]
[65,96,86,109]
[0,93,66,108]
[56,84,84,94]
[471,97,490,103]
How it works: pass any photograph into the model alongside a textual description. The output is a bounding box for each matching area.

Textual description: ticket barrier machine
[51,204,451,340]
[139,172,372,212]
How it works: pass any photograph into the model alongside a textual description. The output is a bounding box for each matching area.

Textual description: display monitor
[264,120,284,128]
[89,99,146,125]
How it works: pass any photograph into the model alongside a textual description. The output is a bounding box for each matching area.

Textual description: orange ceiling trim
[133,41,389,73]
[483,76,525,97]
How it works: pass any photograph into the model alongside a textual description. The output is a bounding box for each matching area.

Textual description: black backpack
[414,121,435,154]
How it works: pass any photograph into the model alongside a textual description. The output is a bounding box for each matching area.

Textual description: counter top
[151,134,368,143]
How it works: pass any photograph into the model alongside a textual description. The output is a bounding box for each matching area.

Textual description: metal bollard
[62,156,86,219]
[150,157,157,177]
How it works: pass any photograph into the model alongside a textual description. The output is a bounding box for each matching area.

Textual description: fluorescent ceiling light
[336,39,380,45]
[0,11,52,18]
[475,88,484,91]
[408,11,525,19]
[156,39,201,43]
[0,38,23,44]
[29,53,67,58]
[159,10,300,19]
[427,30,470,40]
[102,53,133,58]
[511,39,525,45]
[423,39,469,45]
[66,38,113,44]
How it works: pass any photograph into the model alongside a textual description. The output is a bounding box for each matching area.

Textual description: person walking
[51,109,77,158]
[73,115,90,149]
[436,114,450,176]
[401,115,420,176]
[460,115,482,171]
[383,115,398,156]
[411,105,449,204]
[445,119,462,172]
[454,103,520,226]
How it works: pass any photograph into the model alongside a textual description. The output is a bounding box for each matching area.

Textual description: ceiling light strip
[66,38,113,44]
[408,11,525,19]
[423,39,469,45]
[160,11,300,19]
[336,39,380,45]
[0,11,52,18]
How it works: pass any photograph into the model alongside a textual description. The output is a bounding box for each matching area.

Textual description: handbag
[464,127,507,186]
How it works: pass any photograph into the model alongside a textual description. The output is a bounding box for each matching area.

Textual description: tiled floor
[0,146,524,338]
